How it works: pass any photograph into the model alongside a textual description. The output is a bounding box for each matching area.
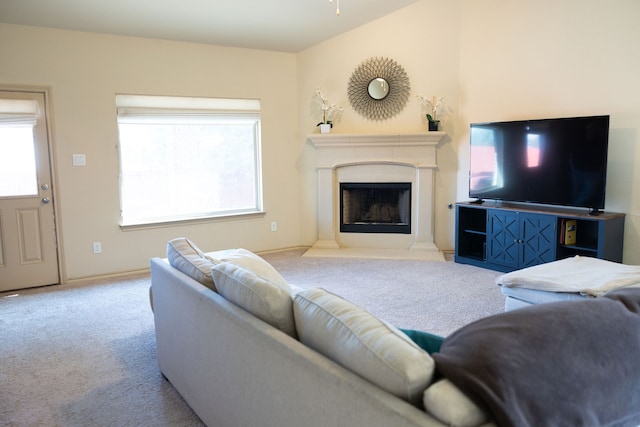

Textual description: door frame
[1,84,65,286]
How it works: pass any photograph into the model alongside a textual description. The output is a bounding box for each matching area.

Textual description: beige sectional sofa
[149,238,493,427]
[150,239,640,427]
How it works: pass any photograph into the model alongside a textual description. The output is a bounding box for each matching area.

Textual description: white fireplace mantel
[307,132,445,169]
[306,132,447,258]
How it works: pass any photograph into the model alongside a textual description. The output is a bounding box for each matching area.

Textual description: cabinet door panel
[486,210,519,269]
[520,214,556,268]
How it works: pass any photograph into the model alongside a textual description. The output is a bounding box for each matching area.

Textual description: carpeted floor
[265,248,504,336]
[0,273,204,427]
[0,248,504,426]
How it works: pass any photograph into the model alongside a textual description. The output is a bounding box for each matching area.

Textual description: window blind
[115,94,261,124]
[0,99,39,126]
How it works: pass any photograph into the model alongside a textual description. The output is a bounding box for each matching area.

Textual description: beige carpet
[265,248,504,335]
[0,248,504,426]
[0,273,204,427]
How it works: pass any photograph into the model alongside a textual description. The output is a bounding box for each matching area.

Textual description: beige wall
[297,0,640,264]
[296,0,462,250]
[457,0,640,264]
[0,24,300,281]
[2,0,639,281]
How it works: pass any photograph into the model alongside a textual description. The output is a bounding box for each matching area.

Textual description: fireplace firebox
[340,183,411,234]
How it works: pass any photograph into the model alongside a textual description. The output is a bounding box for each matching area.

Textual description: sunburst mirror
[347,57,411,121]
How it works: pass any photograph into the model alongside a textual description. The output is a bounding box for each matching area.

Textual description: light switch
[72,154,86,166]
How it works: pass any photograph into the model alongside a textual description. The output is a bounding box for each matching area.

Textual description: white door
[0,90,59,292]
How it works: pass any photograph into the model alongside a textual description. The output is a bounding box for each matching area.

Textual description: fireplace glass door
[340,183,411,234]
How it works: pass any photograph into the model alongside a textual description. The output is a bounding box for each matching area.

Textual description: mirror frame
[347,57,411,121]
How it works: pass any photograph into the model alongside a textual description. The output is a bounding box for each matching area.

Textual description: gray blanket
[432,288,640,427]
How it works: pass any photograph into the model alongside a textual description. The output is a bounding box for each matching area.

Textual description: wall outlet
[93,242,102,254]
[270,221,277,232]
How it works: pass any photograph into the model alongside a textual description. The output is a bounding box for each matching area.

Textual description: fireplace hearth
[340,183,411,234]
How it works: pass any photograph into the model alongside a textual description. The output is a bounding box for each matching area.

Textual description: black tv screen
[469,115,610,212]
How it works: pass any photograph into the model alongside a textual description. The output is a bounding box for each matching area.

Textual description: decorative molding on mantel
[307,132,446,148]
[307,132,447,170]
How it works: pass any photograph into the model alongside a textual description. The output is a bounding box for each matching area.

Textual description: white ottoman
[496,256,640,311]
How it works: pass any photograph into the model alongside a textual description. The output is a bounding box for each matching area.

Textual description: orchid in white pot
[416,94,445,131]
[315,87,343,133]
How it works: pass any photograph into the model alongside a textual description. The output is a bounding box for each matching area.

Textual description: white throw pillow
[166,237,217,290]
[166,238,287,294]
[293,288,435,405]
[212,262,296,338]
[423,379,490,427]
[210,248,289,288]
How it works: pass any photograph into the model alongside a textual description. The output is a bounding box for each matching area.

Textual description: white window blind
[0,99,38,126]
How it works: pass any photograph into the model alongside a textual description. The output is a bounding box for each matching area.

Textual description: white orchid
[315,87,343,126]
[416,94,445,122]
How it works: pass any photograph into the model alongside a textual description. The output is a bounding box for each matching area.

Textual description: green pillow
[400,328,444,354]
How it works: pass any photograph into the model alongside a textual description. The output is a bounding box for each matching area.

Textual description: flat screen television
[469,115,610,214]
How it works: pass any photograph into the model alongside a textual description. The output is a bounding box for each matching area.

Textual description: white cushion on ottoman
[496,256,640,297]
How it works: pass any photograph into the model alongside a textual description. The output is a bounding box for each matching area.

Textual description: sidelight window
[0,98,39,197]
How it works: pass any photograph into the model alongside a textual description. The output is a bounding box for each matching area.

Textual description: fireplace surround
[306,132,446,258]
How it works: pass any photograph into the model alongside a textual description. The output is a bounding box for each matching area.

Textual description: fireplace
[306,132,446,257]
[340,182,411,234]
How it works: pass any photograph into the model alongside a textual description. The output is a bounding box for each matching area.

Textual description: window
[0,98,39,197]
[116,94,263,226]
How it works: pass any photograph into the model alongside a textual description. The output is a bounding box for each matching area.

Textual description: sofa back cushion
[293,288,435,405]
[167,237,218,290]
[212,262,296,338]
[166,238,289,294]
[209,248,289,288]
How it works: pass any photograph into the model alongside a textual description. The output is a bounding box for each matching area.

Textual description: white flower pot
[319,124,331,134]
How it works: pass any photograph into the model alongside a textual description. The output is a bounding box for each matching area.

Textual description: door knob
[42,197,50,204]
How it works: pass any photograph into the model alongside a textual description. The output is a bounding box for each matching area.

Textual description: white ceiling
[0,0,419,52]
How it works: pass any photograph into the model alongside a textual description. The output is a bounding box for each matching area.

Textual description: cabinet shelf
[559,244,597,253]
[462,229,486,236]
[455,201,625,272]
